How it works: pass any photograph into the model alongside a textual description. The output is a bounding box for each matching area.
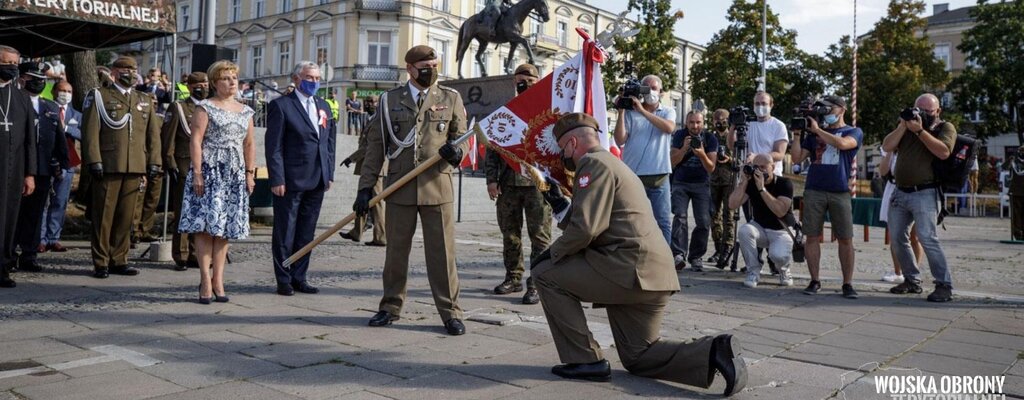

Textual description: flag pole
[282,119,479,268]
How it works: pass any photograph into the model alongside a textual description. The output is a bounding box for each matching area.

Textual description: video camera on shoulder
[790,97,831,131]
[614,60,651,111]
[729,106,755,127]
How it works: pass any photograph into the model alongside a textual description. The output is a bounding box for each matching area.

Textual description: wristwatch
[758,187,766,193]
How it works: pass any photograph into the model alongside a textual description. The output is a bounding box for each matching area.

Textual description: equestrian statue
[456,0,550,79]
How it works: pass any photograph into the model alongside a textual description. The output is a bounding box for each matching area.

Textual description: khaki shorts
[801,190,853,239]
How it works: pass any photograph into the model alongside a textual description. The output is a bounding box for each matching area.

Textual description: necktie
[417,92,425,110]
[59,106,65,130]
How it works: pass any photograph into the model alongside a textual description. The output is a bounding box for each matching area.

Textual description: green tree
[948,0,1024,145]
[843,0,949,144]
[688,0,823,123]
[602,0,683,96]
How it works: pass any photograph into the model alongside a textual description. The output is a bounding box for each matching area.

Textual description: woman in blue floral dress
[179,60,256,304]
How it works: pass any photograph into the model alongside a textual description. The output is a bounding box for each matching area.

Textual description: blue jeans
[888,188,952,286]
[670,181,711,263]
[40,168,75,245]
[645,179,672,245]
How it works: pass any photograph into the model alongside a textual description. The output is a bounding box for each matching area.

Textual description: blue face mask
[299,79,319,96]
[823,113,839,126]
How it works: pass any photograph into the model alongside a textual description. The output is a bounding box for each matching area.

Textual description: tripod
[726,125,780,274]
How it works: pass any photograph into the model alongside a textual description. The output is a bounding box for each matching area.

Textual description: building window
[318,0,330,4]
[433,0,450,12]
[431,38,450,76]
[178,55,189,80]
[229,0,240,23]
[530,17,541,36]
[367,30,392,66]
[315,34,330,65]
[251,45,264,77]
[557,20,568,47]
[278,41,291,74]
[473,51,488,78]
[934,43,951,71]
[179,4,190,31]
[254,0,264,18]
[282,0,292,13]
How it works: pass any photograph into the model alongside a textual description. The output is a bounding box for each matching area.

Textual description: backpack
[931,123,978,193]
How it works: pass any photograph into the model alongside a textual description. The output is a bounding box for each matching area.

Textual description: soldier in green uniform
[162,72,208,271]
[339,122,386,246]
[354,45,469,336]
[485,63,550,304]
[81,56,162,279]
[708,108,736,270]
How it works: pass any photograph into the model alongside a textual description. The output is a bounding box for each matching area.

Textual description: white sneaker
[779,270,793,286]
[744,272,759,288]
[881,272,903,283]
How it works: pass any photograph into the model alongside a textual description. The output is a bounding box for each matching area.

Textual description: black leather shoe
[444,318,466,336]
[109,266,140,276]
[276,283,294,296]
[522,288,540,304]
[173,262,188,272]
[292,282,319,294]
[493,279,523,295]
[338,230,359,242]
[709,334,747,397]
[18,261,43,273]
[368,311,399,326]
[0,276,15,288]
[551,360,611,382]
[364,241,386,247]
[93,269,110,279]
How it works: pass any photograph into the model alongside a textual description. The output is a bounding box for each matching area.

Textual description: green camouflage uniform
[709,130,736,252]
[484,150,551,283]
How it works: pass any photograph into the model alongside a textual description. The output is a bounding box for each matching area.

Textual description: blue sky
[585,0,978,54]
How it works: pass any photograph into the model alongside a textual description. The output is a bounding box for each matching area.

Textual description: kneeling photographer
[727,154,797,289]
[789,95,863,299]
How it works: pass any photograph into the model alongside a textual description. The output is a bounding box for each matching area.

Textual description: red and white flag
[459,133,487,170]
[479,28,616,190]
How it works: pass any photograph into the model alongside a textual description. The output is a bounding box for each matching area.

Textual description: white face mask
[643,90,660,105]
[754,105,771,118]
[56,92,72,106]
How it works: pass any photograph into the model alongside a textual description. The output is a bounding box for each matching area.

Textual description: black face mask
[191,87,208,100]
[921,114,937,130]
[414,67,438,88]
[0,65,18,82]
[24,79,46,95]
[515,81,530,95]
[117,72,134,87]
[561,140,577,172]
[714,122,728,132]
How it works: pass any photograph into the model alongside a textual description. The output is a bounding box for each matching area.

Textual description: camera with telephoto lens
[900,107,921,122]
[615,60,651,110]
[790,98,832,131]
[742,164,756,176]
[729,106,755,127]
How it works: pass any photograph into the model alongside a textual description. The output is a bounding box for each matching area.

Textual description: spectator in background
[613,74,677,244]
[877,147,924,283]
[39,80,81,253]
[669,111,718,271]
[729,92,788,176]
[708,109,737,271]
[1008,146,1024,241]
[345,91,363,135]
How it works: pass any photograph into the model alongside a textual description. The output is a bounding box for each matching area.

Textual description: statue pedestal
[441,75,516,125]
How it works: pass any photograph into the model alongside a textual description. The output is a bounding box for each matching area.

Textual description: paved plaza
[1,134,1022,399]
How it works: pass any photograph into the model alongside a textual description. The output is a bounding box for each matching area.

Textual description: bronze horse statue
[456,0,551,79]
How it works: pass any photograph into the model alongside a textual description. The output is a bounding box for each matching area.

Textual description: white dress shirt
[295,90,319,134]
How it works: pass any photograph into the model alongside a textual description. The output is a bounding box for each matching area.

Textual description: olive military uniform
[709,129,736,257]
[82,66,162,272]
[162,96,200,267]
[534,113,719,388]
[134,90,165,242]
[484,150,551,284]
[358,57,469,323]
[345,124,386,244]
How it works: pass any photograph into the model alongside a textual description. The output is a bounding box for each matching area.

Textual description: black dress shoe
[444,318,466,336]
[364,241,386,247]
[93,269,110,279]
[109,266,140,276]
[709,334,747,397]
[551,360,611,382]
[338,230,359,242]
[493,279,523,295]
[276,283,294,296]
[368,311,399,326]
[0,276,15,288]
[173,262,188,272]
[292,282,319,294]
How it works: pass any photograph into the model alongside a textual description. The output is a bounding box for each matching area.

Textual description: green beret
[111,56,137,69]
[553,112,599,141]
[404,45,437,64]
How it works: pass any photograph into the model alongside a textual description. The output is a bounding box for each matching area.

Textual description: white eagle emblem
[578,173,591,188]
[534,124,561,156]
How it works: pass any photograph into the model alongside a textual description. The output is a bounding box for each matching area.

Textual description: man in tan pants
[354,45,469,336]
[530,113,747,396]
[340,123,386,246]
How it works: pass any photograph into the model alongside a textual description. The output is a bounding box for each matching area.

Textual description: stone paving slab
[141,353,288,389]
[12,369,186,400]
[147,381,303,400]
[247,363,399,400]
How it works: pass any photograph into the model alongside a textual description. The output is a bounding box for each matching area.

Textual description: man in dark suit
[39,80,82,253]
[13,61,68,272]
[265,61,336,296]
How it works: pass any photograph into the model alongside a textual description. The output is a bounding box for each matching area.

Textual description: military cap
[111,56,138,69]
[19,61,49,78]
[553,112,600,141]
[186,72,208,84]
[819,95,847,109]
[514,63,539,78]
[404,45,437,64]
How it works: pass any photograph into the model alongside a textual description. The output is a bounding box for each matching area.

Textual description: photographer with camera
[614,75,677,244]
[669,111,718,271]
[709,109,737,270]
[881,93,956,303]
[1010,146,1024,241]
[789,95,863,298]
[728,154,796,288]
[728,92,788,176]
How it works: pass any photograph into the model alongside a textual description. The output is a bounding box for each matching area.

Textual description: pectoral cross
[0,119,11,132]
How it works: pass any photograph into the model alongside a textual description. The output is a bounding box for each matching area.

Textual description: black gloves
[353,188,373,216]
[542,177,570,215]
[166,168,180,184]
[88,163,104,180]
[341,157,352,168]
[438,141,463,168]
[529,249,552,270]
[147,164,161,179]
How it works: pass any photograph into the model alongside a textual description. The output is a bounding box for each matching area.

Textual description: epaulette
[438,85,459,94]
